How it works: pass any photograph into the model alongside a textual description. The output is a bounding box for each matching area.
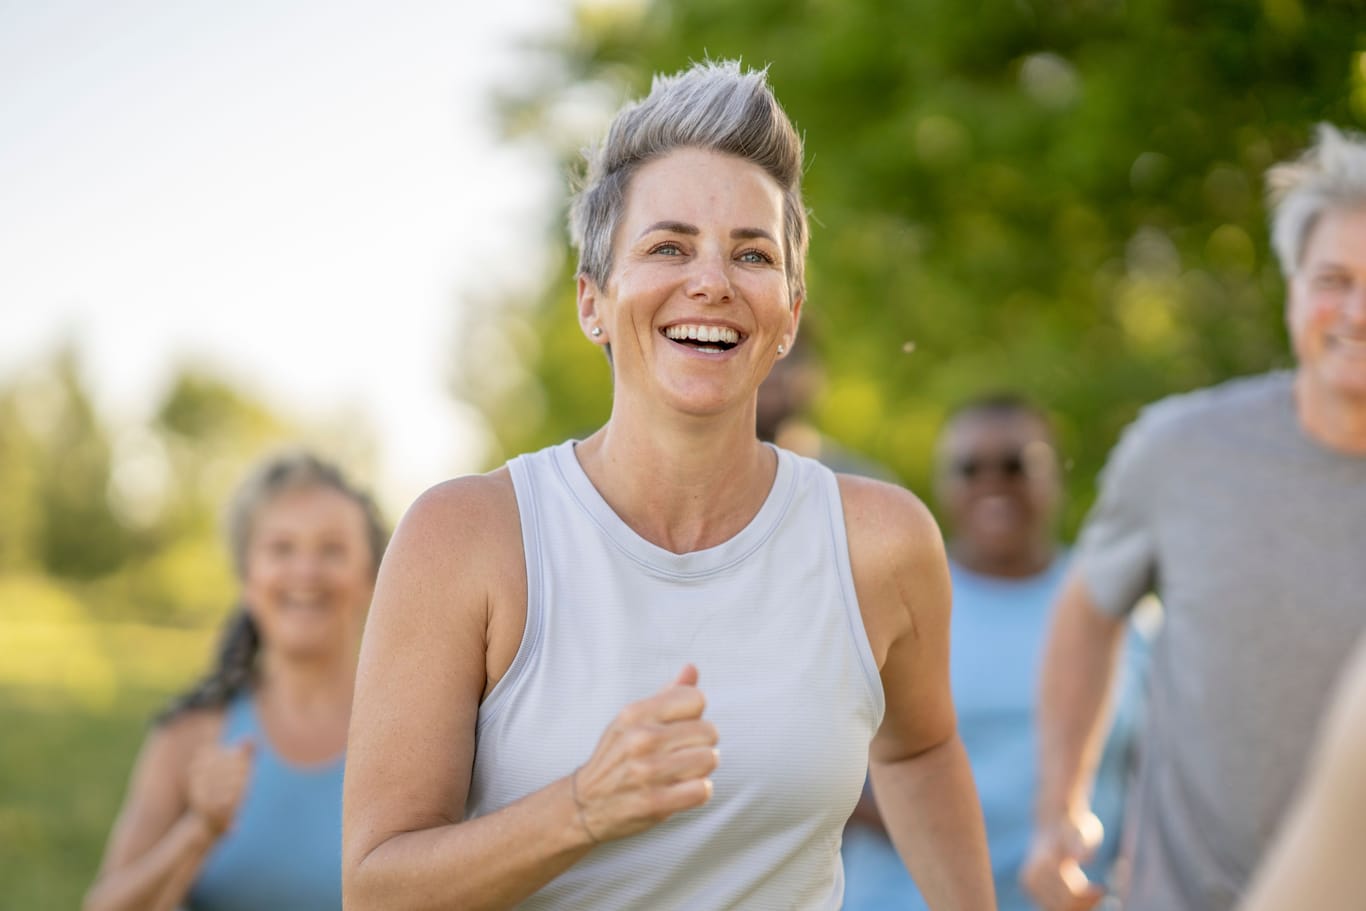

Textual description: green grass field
[1,606,215,910]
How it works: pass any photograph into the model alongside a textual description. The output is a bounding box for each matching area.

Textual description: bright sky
[0,0,568,513]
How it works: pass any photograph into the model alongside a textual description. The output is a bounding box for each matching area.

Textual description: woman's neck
[576,400,776,554]
[256,648,357,715]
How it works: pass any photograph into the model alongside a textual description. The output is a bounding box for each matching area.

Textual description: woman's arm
[1238,636,1366,911]
[840,475,995,911]
[342,472,718,911]
[83,713,250,911]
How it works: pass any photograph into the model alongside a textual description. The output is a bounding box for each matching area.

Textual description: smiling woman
[83,452,388,911]
[577,146,797,417]
[342,60,996,910]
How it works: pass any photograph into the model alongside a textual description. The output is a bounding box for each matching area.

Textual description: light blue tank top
[185,694,345,911]
[467,440,884,909]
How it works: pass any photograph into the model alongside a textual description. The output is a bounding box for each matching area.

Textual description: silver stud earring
[777,343,786,355]
[591,326,603,338]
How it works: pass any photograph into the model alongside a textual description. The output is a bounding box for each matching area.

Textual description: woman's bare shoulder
[403,468,518,534]
[835,473,951,664]
[387,468,522,571]
[150,707,225,760]
[370,467,525,653]
[835,473,942,564]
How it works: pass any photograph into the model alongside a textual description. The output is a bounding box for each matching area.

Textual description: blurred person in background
[1023,123,1366,911]
[342,60,995,910]
[755,329,895,480]
[84,451,387,911]
[842,396,1150,910]
[1237,632,1366,911]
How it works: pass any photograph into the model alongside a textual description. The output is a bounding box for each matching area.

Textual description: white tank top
[466,440,885,910]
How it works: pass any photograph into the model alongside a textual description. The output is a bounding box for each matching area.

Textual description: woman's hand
[571,665,719,843]
[186,740,255,838]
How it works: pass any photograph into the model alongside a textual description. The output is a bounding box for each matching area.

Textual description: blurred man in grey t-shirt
[1022,124,1366,911]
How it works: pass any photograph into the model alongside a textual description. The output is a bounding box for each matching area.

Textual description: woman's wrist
[182,808,225,845]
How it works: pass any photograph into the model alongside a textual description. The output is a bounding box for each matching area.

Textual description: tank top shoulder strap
[808,458,884,718]
[218,691,258,745]
[479,448,549,730]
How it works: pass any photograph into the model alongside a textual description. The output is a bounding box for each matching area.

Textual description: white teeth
[664,324,740,344]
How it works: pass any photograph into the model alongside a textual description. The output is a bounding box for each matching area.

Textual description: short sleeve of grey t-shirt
[1074,405,1167,618]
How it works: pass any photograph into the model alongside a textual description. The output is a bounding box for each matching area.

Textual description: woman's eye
[1312,272,1350,291]
[650,242,683,256]
[738,248,774,264]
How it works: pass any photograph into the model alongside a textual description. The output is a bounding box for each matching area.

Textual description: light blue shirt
[842,556,1149,910]
[185,694,345,911]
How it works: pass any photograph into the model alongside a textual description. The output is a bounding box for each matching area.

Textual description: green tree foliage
[0,348,298,623]
[18,346,137,580]
[467,0,1364,530]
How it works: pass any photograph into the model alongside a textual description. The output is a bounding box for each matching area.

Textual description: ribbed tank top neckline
[222,694,346,774]
[549,439,798,579]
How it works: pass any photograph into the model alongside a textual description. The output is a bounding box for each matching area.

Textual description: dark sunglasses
[951,451,1028,480]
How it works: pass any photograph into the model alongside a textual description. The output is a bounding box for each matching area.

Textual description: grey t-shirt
[1076,370,1366,911]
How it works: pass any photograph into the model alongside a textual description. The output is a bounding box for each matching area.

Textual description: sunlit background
[2,0,565,510]
[3,0,1364,904]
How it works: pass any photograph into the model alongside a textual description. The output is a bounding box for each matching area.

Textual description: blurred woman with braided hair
[85,451,387,911]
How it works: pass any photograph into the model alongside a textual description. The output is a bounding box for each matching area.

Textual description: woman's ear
[578,275,609,345]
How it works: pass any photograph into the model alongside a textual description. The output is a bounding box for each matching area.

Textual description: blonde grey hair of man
[1267,123,1366,276]
[569,59,809,307]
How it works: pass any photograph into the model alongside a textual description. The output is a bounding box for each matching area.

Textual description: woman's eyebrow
[638,220,699,238]
[731,227,777,243]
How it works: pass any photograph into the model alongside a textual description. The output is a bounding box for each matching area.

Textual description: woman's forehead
[621,149,784,230]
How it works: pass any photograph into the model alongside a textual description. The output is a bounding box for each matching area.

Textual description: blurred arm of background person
[1238,635,1366,911]
[82,718,253,911]
[1022,402,1160,911]
[1024,572,1127,911]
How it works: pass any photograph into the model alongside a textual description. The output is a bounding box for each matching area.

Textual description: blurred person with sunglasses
[1023,125,1366,911]
[843,395,1151,911]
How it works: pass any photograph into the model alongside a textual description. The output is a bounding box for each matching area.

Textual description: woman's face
[579,147,801,417]
[241,484,376,661]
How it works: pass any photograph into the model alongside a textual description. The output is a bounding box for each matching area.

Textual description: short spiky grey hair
[1267,123,1366,276]
[569,59,808,305]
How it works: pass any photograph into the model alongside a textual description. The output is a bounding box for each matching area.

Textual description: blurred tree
[0,347,308,623]
[153,370,289,537]
[0,385,44,573]
[16,346,138,580]
[464,0,1363,532]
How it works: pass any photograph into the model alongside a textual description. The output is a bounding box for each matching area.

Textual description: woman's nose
[685,249,733,304]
